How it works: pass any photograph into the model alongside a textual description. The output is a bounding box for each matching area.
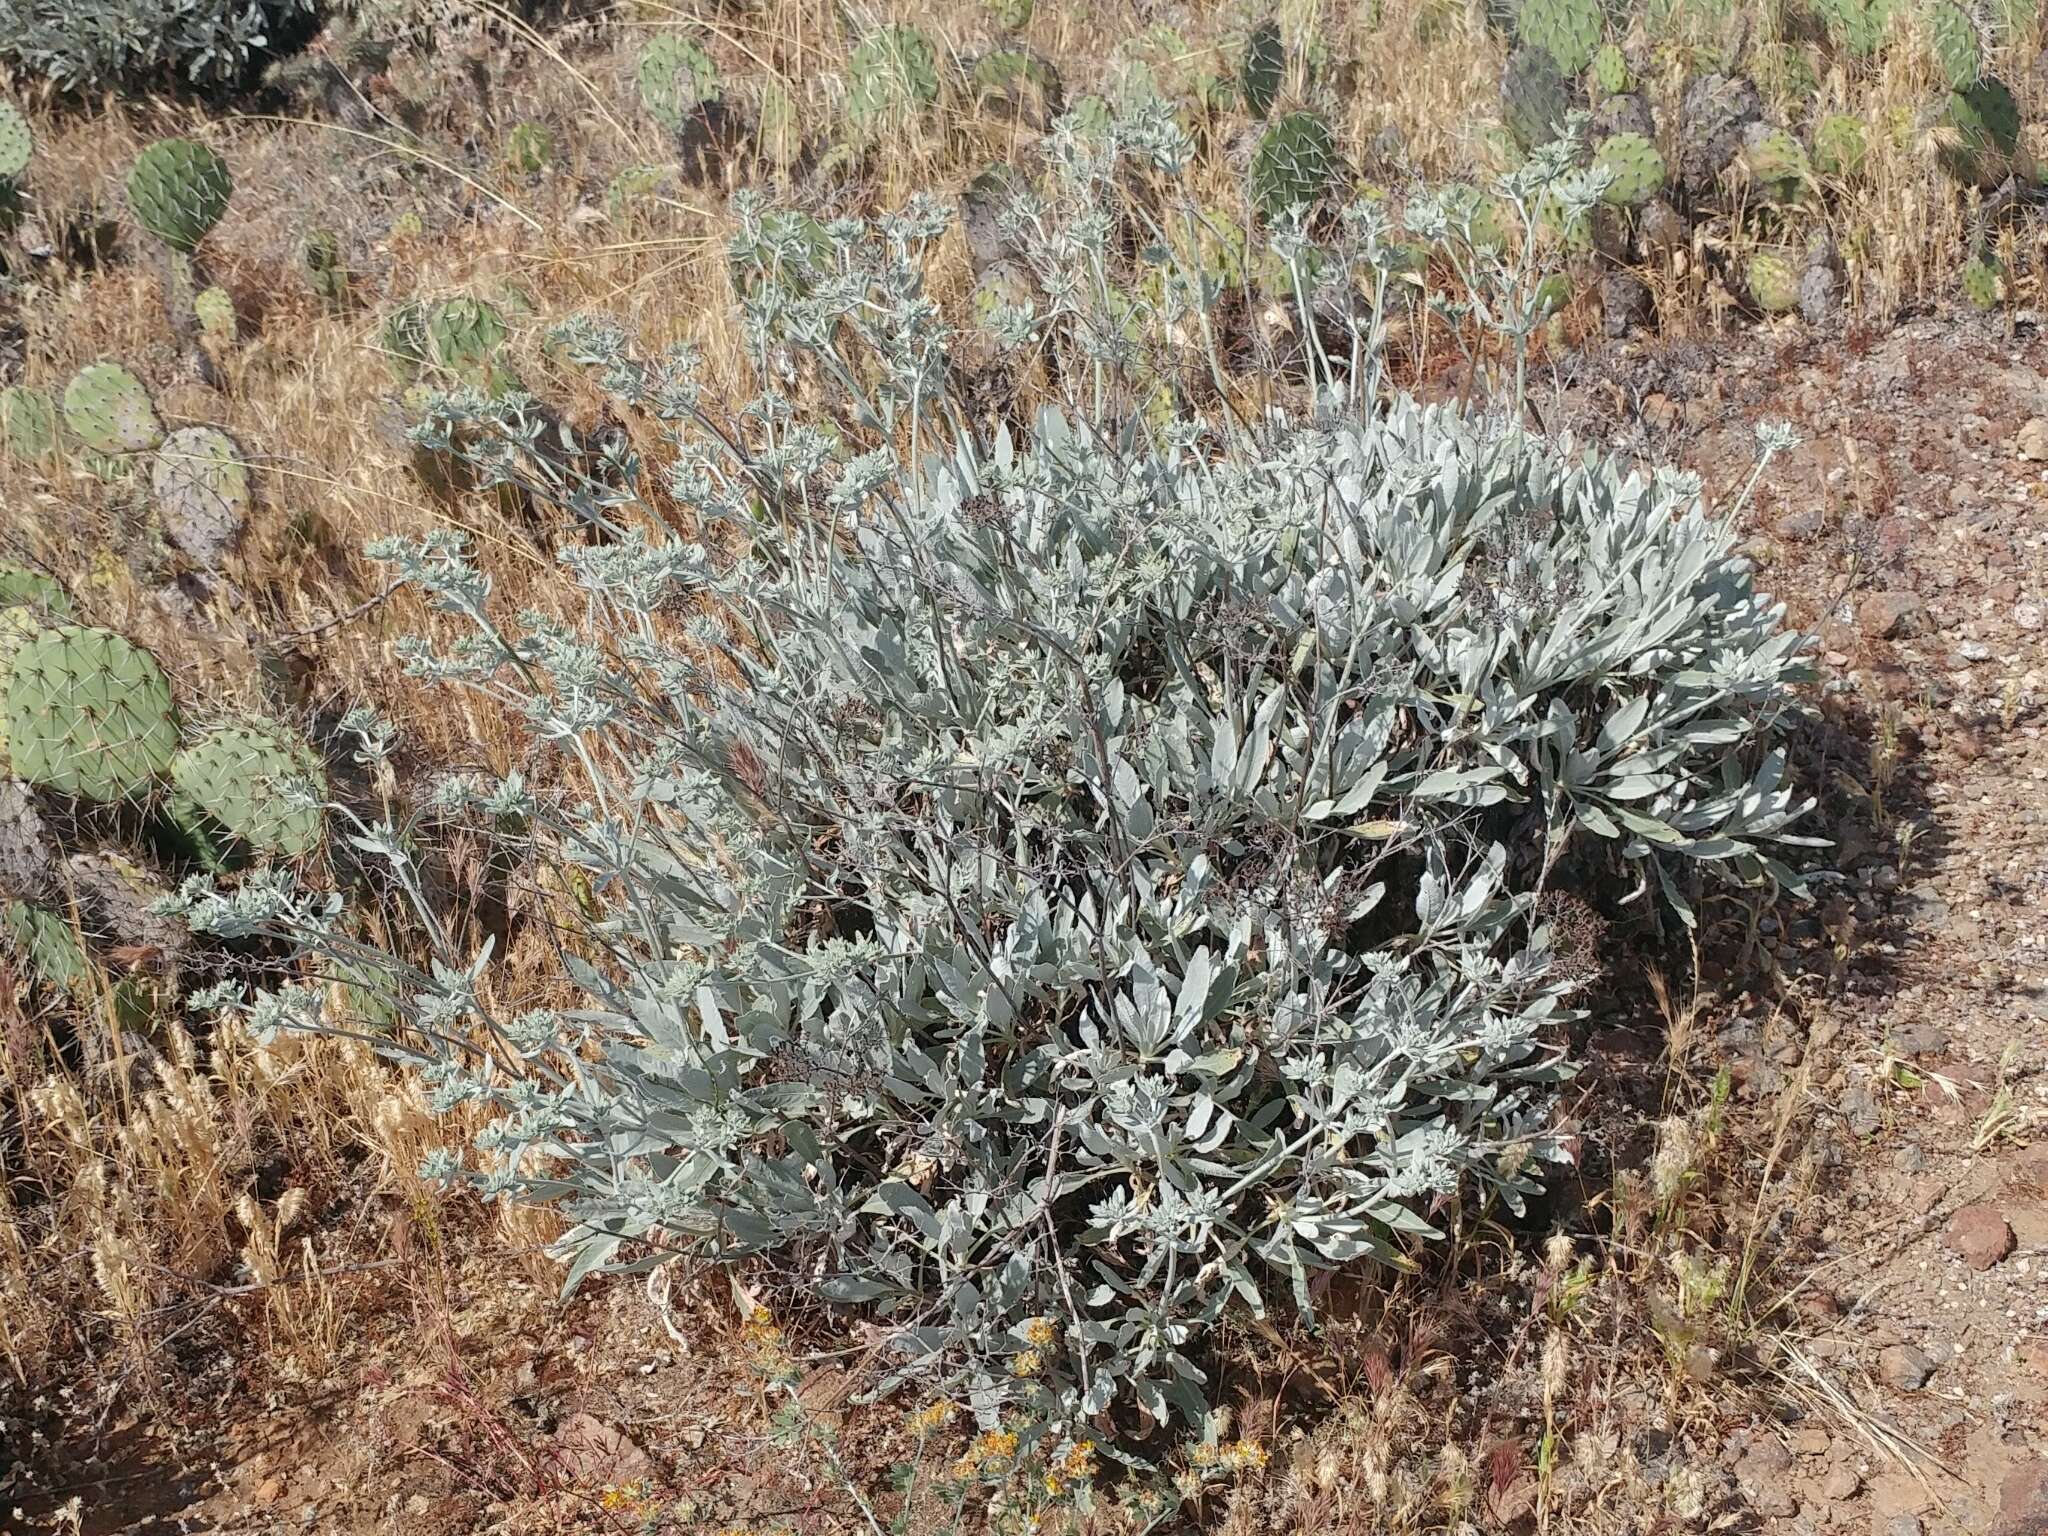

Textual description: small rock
[2017,417,2048,462]
[1601,271,1653,338]
[1886,1518,1924,1536]
[1800,264,1838,325]
[1877,1343,1936,1391]
[2016,602,2043,633]
[1822,1465,1862,1501]
[1859,591,1927,640]
[254,1476,284,1505]
[1946,1204,2017,1271]
[1995,1459,2048,1536]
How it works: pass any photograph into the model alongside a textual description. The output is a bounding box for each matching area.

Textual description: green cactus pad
[506,121,553,173]
[1241,20,1284,119]
[1742,129,1811,200]
[1927,1,1980,88]
[127,138,231,253]
[61,363,162,455]
[3,899,90,990]
[1941,75,2019,187]
[1812,114,1869,178]
[638,33,721,135]
[0,100,32,180]
[1,624,179,801]
[0,564,72,617]
[1595,132,1666,206]
[170,721,324,857]
[1517,0,1602,75]
[151,426,250,568]
[1960,255,2002,309]
[1501,46,1570,152]
[0,386,57,462]
[848,25,941,135]
[1813,0,1896,56]
[1589,42,1628,96]
[1252,109,1337,219]
[1746,249,1801,313]
[427,297,510,380]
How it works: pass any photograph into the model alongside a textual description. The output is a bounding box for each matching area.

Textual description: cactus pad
[848,25,941,135]
[1241,20,1284,119]
[1927,1,1980,88]
[506,121,553,173]
[3,899,89,989]
[1960,254,2001,309]
[1812,114,1869,178]
[1746,249,1801,313]
[151,426,251,568]
[0,100,31,180]
[1501,46,1571,152]
[1595,132,1665,206]
[0,386,57,461]
[61,363,161,455]
[1,624,178,801]
[194,285,237,343]
[1812,0,1896,56]
[1940,75,2019,186]
[127,138,231,252]
[427,297,509,380]
[0,564,72,617]
[1252,109,1337,218]
[1741,128,1811,200]
[1589,42,1628,96]
[1517,0,1602,75]
[170,721,324,857]
[637,34,721,135]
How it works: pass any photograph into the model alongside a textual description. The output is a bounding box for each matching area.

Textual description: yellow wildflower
[908,1400,958,1434]
[1009,1347,1045,1378]
[1060,1440,1098,1480]
[1227,1438,1269,1470]
[1023,1316,1058,1347]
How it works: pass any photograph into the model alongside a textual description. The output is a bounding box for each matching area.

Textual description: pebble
[1877,1342,1937,1391]
[1946,1204,2018,1271]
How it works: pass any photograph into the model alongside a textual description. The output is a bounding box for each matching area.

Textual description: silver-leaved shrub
[182,114,1813,1435]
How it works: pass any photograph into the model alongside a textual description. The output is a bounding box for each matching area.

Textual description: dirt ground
[6,310,2048,1536]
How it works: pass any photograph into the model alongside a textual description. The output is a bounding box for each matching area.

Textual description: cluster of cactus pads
[0,564,326,993]
[126,138,232,253]
[1478,0,2032,317]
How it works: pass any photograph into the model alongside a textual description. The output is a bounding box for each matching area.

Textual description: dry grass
[0,0,2037,1528]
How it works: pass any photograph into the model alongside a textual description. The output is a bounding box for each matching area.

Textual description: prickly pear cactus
[427,297,509,381]
[1595,131,1666,205]
[170,721,324,858]
[1960,254,2001,309]
[194,285,237,345]
[1501,45,1571,152]
[987,0,1034,28]
[0,564,72,617]
[1812,113,1869,178]
[505,121,553,173]
[1926,1,1980,88]
[0,386,57,461]
[61,363,162,455]
[127,138,232,253]
[971,49,1062,124]
[1241,19,1284,119]
[151,426,251,568]
[1813,0,1897,56]
[0,779,51,899]
[1940,74,2019,186]
[379,302,431,381]
[1251,109,1337,218]
[1746,249,1802,313]
[0,100,31,180]
[1,624,179,801]
[1741,128,1811,200]
[302,229,348,307]
[1517,0,1602,75]
[847,25,941,135]
[1589,42,1628,96]
[3,899,90,990]
[637,34,722,135]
